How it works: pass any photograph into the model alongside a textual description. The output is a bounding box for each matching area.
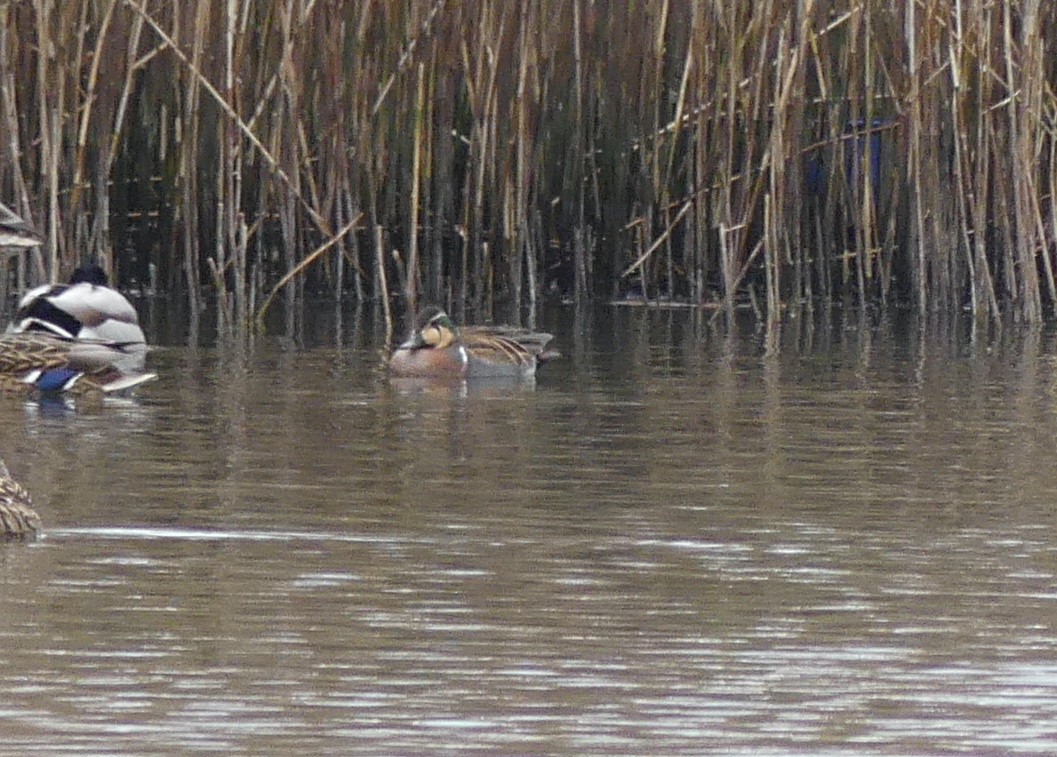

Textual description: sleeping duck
[8,261,147,371]
[0,331,155,395]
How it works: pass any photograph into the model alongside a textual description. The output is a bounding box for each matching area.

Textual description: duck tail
[94,371,157,393]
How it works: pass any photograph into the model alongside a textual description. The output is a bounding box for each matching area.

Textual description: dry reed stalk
[216,0,235,320]
[622,200,692,281]
[0,8,42,293]
[31,0,57,283]
[255,213,360,325]
[179,0,207,331]
[69,0,115,256]
[717,7,738,318]
[509,0,533,317]
[1004,0,1041,321]
[905,0,926,311]
[124,0,329,234]
[1018,0,1053,315]
[856,9,874,304]
[959,9,987,314]
[374,223,392,342]
[406,62,425,309]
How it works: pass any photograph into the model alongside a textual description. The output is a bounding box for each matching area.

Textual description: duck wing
[462,326,560,364]
[0,333,155,393]
[0,333,70,374]
[13,282,144,343]
[462,326,553,354]
[461,329,540,368]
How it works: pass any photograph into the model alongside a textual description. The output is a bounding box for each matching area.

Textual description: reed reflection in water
[0,307,1056,754]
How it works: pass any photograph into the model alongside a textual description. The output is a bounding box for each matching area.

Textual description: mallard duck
[0,331,155,394]
[0,202,43,248]
[0,459,40,537]
[389,306,557,378]
[8,261,147,370]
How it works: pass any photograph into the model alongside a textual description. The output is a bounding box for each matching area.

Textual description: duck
[389,306,557,378]
[0,331,156,395]
[0,459,40,537]
[8,261,147,371]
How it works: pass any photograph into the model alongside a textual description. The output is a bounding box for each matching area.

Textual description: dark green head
[70,260,109,286]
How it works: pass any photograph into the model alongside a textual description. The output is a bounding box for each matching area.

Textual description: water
[2,305,1057,754]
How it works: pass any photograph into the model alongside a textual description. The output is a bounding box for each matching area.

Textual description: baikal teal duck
[0,460,40,538]
[389,306,558,379]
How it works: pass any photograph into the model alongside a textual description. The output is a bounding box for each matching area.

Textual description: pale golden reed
[0,1,1052,329]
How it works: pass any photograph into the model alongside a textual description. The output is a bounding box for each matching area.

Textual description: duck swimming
[389,306,556,379]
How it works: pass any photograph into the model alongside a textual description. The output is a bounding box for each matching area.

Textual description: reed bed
[0,0,1054,330]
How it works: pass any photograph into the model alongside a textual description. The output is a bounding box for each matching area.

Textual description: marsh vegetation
[0,1,1055,333]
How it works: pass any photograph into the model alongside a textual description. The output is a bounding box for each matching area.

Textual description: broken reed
[0,0,1055,330]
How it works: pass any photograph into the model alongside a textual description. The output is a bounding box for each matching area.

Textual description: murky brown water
[2,305,1057,754]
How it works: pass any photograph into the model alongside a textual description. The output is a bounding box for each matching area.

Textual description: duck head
[69,261,109,286]
[401,307,458,350]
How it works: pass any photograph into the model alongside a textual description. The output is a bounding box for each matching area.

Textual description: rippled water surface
[2,306,1057,754]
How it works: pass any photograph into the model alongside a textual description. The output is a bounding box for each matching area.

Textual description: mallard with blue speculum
[0,459,40,538]
[389,306,558,379]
